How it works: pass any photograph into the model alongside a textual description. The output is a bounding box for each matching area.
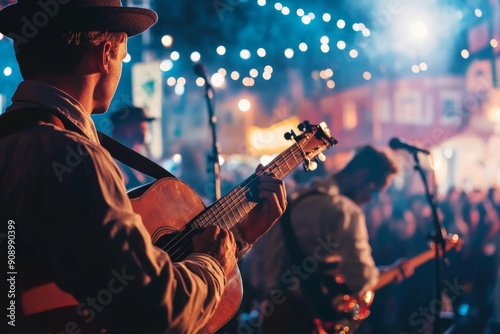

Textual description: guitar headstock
[430,233,463,253]
[445,234,463,252]
[284,121,338,171]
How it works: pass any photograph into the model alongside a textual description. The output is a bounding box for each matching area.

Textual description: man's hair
[15,31,127,79]
[343,145,398,189]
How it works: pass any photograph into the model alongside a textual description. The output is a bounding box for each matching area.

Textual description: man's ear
[97,41,112,73]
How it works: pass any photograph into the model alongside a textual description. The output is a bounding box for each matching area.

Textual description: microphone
[193,62,212,88]
[388,137,430,155]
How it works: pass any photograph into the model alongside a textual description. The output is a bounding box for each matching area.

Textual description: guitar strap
[279,191,342,322]
[0,108,175,180]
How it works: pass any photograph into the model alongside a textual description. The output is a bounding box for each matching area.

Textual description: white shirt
[242,176,379,300]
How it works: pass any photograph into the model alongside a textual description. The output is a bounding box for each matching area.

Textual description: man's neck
[31,75,97,116]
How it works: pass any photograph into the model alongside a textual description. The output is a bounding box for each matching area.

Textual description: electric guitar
[129,121,337,333]
[320,234,463,334]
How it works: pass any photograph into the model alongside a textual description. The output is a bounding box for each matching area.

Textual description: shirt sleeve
[331,205,379,295]
[19,135,227,333]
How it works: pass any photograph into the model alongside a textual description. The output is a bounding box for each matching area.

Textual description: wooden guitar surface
[130,178,242,333]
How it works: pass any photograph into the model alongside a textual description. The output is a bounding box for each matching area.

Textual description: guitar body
[129,178,242,334]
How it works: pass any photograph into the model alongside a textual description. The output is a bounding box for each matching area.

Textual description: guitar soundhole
[153,228,194,262]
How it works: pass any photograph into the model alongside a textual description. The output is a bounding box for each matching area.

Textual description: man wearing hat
[110,105,156,189]
[0,1,287,333]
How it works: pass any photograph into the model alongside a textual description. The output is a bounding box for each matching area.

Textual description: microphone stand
[411,151,447,334]
[202,81,221,201]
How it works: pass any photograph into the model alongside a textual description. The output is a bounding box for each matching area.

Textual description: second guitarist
[241,145,406,333]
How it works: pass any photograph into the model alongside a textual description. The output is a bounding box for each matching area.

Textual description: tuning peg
[303,160,318,171]
[284,130,297,141]
[297,121,311,132]
[316,153,326,162]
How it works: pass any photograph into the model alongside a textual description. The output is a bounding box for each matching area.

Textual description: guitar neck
[189,143,304,232]
[374,249,436,291]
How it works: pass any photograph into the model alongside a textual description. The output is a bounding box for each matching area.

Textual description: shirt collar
[5,80,100,143]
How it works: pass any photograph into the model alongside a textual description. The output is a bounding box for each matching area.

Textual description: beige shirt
[242,176,378,299]
[0,80,226,333]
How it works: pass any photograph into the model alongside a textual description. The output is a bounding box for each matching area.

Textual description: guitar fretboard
[190,142,306,232]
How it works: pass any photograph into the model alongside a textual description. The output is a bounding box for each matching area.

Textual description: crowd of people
[358,186,500,333]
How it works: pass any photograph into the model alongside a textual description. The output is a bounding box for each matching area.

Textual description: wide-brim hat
[0,0,158,38]
[110,105,156,127]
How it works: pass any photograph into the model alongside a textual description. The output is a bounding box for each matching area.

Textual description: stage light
[242,77,255,87]
[167,77,176,86]
[231,71,240,80]
[173,154,182,163]
[174,84,185,96]
[240,49,251,60]
[160,59,173,72]
[190,51,201,62]
[177,77,186,86]
[170,51,180,61]
[218,68,227,76]
[217,45,226,55]
[238,99,251,112]
[211,73,225,87]
[161,35,173,48]
[123,53,131,63]
[196,78,205,87]
[411,21,428,39]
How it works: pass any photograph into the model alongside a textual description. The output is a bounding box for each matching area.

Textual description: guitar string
[159,144,304,260]
[166,143,308,261]
[161,145,300,260]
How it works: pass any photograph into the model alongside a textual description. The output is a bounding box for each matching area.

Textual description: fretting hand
[238,164,287,245]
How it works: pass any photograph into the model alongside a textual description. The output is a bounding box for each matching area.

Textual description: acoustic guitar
[129,121,337,333]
